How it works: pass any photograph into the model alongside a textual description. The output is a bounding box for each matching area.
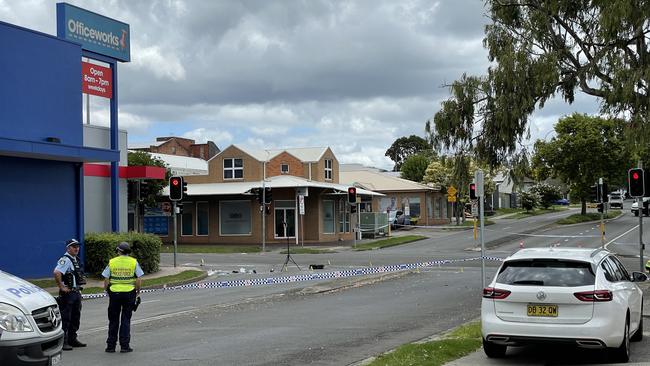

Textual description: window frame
[324,159,332,180]
[219,200,252,236]
[322,200,335,234]
[223,158,244,180]
[281,163,289,174]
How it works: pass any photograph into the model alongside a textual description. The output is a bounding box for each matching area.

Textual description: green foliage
[558,210,622,225]
[128,151,171,207]
[354,235,427,251]
[84,232,162,276]
[530,183,562,209]
[531,114,629,214]
[385,135,431,171]
[519,191,539,212]
[400,154,431,182]
[422,160,451,188]
[367,322,482,366]
[428,1,650,167]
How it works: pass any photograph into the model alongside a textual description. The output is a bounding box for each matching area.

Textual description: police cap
[66,238,80,247]
[116,242,131,254]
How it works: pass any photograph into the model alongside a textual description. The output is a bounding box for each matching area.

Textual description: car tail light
[483,287,511,299]
[573,290,613,302]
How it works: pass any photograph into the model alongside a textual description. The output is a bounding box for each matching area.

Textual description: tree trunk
[581,199,586,215]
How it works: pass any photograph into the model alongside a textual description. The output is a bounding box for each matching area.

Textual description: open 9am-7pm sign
[82,62,112,98]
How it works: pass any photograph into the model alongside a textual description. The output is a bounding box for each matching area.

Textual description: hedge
[84,232,162,276]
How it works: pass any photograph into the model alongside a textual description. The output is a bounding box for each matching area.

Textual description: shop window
[224,158,243,179]
[323,200,334,234]
[338,200,350,233]
[181,203,193,236]
[219,201,251,235]
[197,202,209,236]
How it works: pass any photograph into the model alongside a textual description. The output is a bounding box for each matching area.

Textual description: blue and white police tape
[81,255,504,300]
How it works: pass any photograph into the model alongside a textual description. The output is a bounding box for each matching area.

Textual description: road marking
[604,225,640,250]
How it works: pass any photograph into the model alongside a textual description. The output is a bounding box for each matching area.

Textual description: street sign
[162,202,172,217]
[298,195,305,215]
[447,194,457,202]
[471,201,478,217]
[474,170,484,197]
[447,186,457,196]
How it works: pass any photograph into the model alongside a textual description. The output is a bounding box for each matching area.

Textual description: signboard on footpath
[298,195,305,215]
[82,62,112,98]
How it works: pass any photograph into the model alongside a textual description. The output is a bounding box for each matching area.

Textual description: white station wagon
[481,247,646,363]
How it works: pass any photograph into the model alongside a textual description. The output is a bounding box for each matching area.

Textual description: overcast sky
[1,0,599,170]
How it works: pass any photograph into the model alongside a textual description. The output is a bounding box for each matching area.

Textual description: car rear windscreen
[496,259,595,287]
[610,194,621,199]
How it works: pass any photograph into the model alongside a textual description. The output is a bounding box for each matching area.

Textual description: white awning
[163,175,384,196]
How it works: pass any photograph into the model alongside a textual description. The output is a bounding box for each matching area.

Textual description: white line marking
[605,225,640,250]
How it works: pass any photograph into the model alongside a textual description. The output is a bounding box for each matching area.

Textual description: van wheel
[612,317,630,363]
[483,339,506,358]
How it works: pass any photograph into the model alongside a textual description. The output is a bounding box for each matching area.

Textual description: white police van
[0,270,63,365]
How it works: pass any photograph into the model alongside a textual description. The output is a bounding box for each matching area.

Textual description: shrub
[519,191,539,212]
[84,232,162,276]
[530,183,562,209]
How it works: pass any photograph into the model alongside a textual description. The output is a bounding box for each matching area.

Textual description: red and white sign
[82,62,112,98]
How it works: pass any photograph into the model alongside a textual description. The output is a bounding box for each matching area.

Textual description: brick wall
[267,152,304,178]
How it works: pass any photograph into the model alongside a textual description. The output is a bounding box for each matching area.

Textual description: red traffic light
[169,176,183,201]
[347,187,357,204]
[633,172,640,180]
[469,183,477,200]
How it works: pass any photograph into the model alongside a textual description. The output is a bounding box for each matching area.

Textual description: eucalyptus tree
[428,0,650,168]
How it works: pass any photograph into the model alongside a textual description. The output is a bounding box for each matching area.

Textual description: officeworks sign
[56,3,130,62]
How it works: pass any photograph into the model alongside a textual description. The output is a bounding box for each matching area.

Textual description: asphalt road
[59,206,650,365]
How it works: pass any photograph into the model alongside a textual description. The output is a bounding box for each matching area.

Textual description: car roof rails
[590,247,608,258]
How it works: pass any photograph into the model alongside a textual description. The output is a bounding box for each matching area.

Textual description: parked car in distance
[631,197,650,216]
[609,192,624,209]
[482,247,646,363]
[388,210,405,229]
[553,198,569,206]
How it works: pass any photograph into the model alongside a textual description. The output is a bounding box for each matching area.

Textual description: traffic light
[601,183,608,202]
[265,187,272,204]
[350,205,357,214]
[169,176,183,201]
[347,187,357,204]
[469,183,477,200]
[265,205,272,215]
[140,180,150,201]
[629,168,645,197]
[254,188,263,204]
[597,203,604,213]
[182,180,188,195]
[589,184,598,202]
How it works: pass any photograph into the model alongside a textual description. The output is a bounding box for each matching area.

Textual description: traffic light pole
[639,197,644,272]
[173,201,177,268]
[262,182,266,253]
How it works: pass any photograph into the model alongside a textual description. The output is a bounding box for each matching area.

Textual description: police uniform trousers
[107,290,137,348]
[59,290,82,344]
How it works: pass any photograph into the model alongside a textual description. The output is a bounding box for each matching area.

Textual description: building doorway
[275,208,296,238]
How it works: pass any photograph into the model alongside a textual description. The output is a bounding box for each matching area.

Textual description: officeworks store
[0,4,144,278]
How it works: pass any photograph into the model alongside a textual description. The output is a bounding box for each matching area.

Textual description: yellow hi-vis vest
[108,256,137,292]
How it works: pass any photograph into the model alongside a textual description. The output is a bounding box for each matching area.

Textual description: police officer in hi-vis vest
[102,242,144,353]
[53,238,87,351]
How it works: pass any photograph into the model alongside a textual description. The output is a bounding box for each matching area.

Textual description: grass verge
[494,208,523,216]
[508,206,568,219]
[161,245,262,253]
[458,219,494,227]
[557,210,621,224]
[280,248,337,254]
[367,321,481,366]
[353,235,427,251]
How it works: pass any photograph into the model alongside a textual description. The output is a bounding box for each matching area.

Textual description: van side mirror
[631,271,648,282]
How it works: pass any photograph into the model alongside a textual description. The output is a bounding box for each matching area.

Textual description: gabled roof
[340,169,438,192]
[217,145,330,163]
[129,140,168,149]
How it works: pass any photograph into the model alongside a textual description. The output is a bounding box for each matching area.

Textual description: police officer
[53,238,87,351]
[102,242,143,353]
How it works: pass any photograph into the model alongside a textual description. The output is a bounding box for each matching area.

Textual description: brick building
[131,136,219,160]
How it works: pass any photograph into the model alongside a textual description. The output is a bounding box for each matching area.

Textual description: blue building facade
[0,21,119,278]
